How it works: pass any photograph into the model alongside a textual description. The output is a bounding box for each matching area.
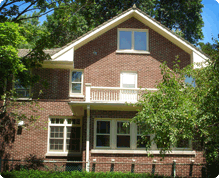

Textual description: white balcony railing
[85,84,158,103]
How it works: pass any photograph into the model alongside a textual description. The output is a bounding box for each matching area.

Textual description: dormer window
[117,29,149,54]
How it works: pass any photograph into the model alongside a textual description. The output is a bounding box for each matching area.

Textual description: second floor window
[118,29,149,52]
[14,79,30,98]
[71,71,83,95]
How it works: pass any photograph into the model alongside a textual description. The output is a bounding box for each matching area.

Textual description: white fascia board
[134,10,208,60]
[51,47,74,61]
[192,51,207,69]
[50,10,134,57]
[42,61,74,69]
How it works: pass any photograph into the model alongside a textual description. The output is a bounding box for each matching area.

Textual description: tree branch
[13,1,37,22]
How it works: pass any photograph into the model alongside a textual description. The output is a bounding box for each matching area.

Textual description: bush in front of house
[1,169,169,178]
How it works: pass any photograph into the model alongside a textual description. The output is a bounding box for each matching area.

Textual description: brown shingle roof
[18,48,62,58]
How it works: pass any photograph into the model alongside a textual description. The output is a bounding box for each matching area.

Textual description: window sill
[15,98,32,101]
[69,95,84,98]
[116,50,150,54]
[45,152,81,157]
[91,149,196,155]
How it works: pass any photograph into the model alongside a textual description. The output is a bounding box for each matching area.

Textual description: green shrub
[2,170,169,178]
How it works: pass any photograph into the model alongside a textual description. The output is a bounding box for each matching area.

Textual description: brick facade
[1,17,204,176]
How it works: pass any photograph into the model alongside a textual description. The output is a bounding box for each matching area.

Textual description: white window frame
[137,125,151,149]
[94,118,136,150]
[117,28,150,54]
[94,119,112,148]
[47,117,82,156]
[117,121,131,148]
[69,70,84,97]
[120,72,137,89]
[93,118,192,152]
[175,138,192,150]
[13,79,31,100]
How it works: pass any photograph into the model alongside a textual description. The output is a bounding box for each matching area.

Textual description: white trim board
[51,9,208,65]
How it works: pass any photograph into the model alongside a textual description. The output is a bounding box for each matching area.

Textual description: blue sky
[200,0,219,44]
[0,0,218,44]
[39,0,219,44]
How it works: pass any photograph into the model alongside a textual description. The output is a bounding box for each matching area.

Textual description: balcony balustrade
[85,84,157,103]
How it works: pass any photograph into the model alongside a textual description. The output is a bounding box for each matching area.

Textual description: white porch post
[85,83,91,102]
[86,105,90,172]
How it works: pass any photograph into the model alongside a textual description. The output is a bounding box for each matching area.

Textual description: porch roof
[68,101,141,112]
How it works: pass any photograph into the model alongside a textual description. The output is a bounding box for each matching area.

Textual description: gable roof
[51,6,208,61]
[18,48,62,58]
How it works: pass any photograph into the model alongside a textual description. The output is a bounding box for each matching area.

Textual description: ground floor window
[48,117,82,154]
[94,118,192,150]
[94,118,149,149]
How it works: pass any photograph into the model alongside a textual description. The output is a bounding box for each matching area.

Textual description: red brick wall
[81,110,204,177]
[74,17,190,94]
[32,68,70,100]
[1,17,203,177]
[2,101,73,160]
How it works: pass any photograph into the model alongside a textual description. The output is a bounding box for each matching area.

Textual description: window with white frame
[96,121,110,147]
[14,79,30,98]
[117,29,149,53]
[176,137,191,149]
[48,117,82,153]
[95,119,142,149]
[120,72,137,88]
[117,121,130,148]
[71,71,83,95]
[94,119,192,151]
[137,126,150,148]
[120,72,138,101]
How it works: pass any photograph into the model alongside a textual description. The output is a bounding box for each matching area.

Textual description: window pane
[121,73,136,88]
[97,121,110,134]
[117,135,130,147]
[66,139,80,152]
[137,135,150,148]
[67,119,80,125]
[185,75,195,87]
[119,31,132,49]
[66,127,80,139]
[50,139,63,151]
[134,32,147,50]
[117,122,130,134]
[16,89,30,97]
[50,126,64,138]
[51,118,64,124]
[96,135,110,147]
[72,83,81,93]
[122,84,135,88]
[72,72,82,82]
[177,138,189,148]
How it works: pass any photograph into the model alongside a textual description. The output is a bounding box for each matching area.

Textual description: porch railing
[85,84,158,102]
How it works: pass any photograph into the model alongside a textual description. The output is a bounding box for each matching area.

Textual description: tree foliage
[133,38,219,174]
[79,0,203,45]
[43,0,204,47]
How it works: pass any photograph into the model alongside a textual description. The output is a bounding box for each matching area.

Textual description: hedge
[1,170,168,178]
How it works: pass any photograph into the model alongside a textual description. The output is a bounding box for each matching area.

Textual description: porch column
[86,105,90,172]
[85,83,91,102]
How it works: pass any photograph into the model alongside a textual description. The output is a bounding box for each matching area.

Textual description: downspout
[2,79,7,113]
[86,105,90,172]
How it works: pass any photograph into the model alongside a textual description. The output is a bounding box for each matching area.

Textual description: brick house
[4,6,208,176]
